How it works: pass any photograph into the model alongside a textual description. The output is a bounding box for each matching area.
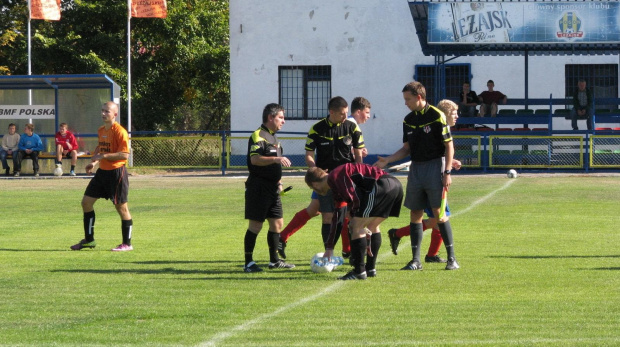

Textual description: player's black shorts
[245,175,282,222]
[84,166,129,205]
[62,150,76,159]
[353,175,403,219]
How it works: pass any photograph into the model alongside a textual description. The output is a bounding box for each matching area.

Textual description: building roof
[0,74,119,90]
[409,0,620,57]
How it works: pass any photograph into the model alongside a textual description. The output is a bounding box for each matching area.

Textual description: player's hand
[452,159,462,170]
[361,148,368,158]
[323,249,334,261]
[85,163,94,174]
[373,156,389,168]
[278,157,291,167]
[66,143,72,150]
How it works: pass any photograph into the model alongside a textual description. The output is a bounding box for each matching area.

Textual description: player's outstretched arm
[373,144,410,169]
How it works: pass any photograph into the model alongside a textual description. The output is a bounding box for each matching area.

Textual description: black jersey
[402,104,452,162]
[247,124,282,183]
[304,117,364,171]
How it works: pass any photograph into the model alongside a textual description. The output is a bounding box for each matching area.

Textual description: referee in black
[243,103,295,272]
[305,96,365,247]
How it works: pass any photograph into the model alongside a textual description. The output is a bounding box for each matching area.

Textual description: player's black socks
[83,211,95,242]
[244,230,258,264]
[438,221,455,259]
[321,223,331,245]
[410,223,423,263]
[71,165,75,172]
[351,237,367,274]
[366,233,382,271]
[121,219,133,245]
[267,231,280,263]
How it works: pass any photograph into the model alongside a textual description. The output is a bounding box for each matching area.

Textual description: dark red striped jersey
[327,162,388,215]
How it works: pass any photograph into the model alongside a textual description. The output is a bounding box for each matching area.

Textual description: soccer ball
[507,169,518,178]
[310,252,336,273]
[53,167,63,177]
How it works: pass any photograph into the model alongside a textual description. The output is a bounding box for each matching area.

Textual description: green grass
[1,173,619,346]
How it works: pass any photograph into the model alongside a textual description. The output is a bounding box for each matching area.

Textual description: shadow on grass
[590,267,620,271]
[490,255,620,259]
[0,248,67,252]
[49,264,320,280]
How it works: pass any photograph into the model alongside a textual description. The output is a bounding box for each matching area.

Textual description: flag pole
[27,0,33,123]
[127,0,133,166]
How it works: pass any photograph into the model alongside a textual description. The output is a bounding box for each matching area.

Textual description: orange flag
[30,0,61,21]
[131,0,168,18]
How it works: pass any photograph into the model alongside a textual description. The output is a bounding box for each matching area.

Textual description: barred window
[565,64,618,110]
[279,66,331,120]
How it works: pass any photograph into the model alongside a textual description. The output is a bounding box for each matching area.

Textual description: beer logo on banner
[557,12,584,40]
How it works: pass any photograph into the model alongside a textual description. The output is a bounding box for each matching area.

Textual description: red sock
[427,228,443,256]
[341,218,350,253]
[422,220,429,231]
[395,225,410,238]
[280,208,311,242]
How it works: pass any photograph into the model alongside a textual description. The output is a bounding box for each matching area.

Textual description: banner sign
[131,0,168,18]
[0,105,56,119]
[428,2,620,44]
[30,0,61,21]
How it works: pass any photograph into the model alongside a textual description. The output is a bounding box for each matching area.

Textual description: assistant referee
[243,103,295,273]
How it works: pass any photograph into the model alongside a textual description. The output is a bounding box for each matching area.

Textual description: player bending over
[305,163,403,280]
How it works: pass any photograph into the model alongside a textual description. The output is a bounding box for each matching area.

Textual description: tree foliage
[0,0,230,131]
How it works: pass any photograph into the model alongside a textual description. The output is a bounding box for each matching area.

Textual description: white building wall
[230,0,620,156]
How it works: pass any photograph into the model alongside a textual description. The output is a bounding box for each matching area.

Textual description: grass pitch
[0,173,619,346]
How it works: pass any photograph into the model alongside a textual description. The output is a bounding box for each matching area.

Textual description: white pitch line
[450,178,516,218]
[199,179,515,347]
[198,282,344,347]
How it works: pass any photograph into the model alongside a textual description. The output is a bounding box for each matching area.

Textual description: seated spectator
[15,123,44,177]
[55,122,79,176]
[478,80,507,117]
[570,79,593,131]
[458,81,479,118]
[0,123,20,176]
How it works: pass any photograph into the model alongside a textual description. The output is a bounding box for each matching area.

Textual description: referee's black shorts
[84,166,129,205]
[245,175,282,222]
[353,175,403,219]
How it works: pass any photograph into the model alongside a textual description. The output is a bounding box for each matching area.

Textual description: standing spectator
[374,81,460,271]
[15,123,44,177]
[70,102,133,252]
[55,122,79,176]
[478,80,507,117]
[0,123,20,176]
[305,163,403,280]
[278,96,371,260]
[570,79,594,131]
[458,81,479,118]
[243,103,295,273]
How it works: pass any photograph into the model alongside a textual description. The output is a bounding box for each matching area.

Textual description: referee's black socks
[83,211,95,242]
[244,230,258,264]
[410,223,423,263]
[438,221,455,259]
[267,231,280,263]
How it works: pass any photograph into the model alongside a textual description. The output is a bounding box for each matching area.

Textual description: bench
[455,96,620,133]
[456,97,553,133]
[5,152,93,175]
